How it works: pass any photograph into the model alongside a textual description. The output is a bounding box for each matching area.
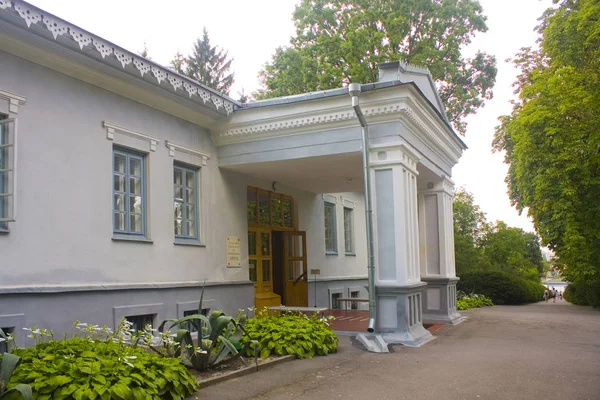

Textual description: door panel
[284,231,308,306]
[248,228,272,293]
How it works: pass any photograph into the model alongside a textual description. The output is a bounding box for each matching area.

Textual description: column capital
[369,140,421,175]
[420,175,455,196]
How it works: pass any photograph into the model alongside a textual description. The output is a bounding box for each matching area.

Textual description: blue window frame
[174,164,199,241]
[324,201,337,254]
[113,148,146,236]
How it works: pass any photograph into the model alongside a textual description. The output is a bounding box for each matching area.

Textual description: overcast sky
[28,0,552,233]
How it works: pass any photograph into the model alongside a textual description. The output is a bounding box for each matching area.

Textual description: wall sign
[226,236,241,267]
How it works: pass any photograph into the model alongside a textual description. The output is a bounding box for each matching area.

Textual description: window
[113,148,146,236]
[125,314,154,333]
[350,291,360,310]
[331,293,342,309]
[0,116,15,231]
[324,201,337,253]
[344,207,354,254]
[174,164,199,241]
[182,309,210,333]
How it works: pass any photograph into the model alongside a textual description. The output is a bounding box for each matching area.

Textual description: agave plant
[0,353,32,400]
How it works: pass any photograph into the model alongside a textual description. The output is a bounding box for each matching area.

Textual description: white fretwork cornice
[165,141,211,166]
[103,121,160,152]
[214,88,464,166]
[0,0,235,115]
[0,88,26,114]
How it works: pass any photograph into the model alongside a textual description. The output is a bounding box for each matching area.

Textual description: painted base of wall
[421,276,464,325]
[376,283,434,347]
[0,282,253,347]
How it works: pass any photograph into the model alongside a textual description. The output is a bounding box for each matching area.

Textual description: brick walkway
[322,309,445,333]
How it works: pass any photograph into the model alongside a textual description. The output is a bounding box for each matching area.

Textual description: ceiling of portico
[222,152,365,194]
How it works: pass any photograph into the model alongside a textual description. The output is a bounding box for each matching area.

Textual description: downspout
[348,83,376,333]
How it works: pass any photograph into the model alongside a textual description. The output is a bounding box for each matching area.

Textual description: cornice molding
[103,121,160,152]
[165,140,211,165]
[0,88,26,113]
[0,0,235,115]
[214,92,463,166]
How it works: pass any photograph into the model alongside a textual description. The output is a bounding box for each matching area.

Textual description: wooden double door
[248,229,307,307]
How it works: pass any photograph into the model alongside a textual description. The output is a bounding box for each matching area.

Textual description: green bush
[564,282,600,308]
[8,338,198,400]
[457,271,546,305]
[456,293,494,310]
[241,313,338,359]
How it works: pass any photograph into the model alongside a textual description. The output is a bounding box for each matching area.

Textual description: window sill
[174,240,205,247]
[325,251,338,256]
[0,226,9,234]
[112,236,153,244]
[345,253,356,257]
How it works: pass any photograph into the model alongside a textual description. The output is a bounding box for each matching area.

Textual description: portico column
[418,177,463,324]
[370,140,433,347]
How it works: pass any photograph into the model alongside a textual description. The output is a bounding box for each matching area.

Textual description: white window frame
[0,118,17,229]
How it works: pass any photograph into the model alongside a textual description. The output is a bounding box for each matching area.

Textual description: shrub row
[564,281,600,308]
[457,271,546,305]
[456,294,494,310]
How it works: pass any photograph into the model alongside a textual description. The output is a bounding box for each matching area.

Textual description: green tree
[493,0,600,289]
[452,188,489,275]
[172,28,234,95]
[256,0,497,134]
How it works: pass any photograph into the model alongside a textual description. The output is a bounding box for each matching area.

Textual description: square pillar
[370,140,433,347]
[418,177,463,324]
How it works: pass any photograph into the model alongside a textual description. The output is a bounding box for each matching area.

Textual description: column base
[421,276,464,325]
[375,282,434,347]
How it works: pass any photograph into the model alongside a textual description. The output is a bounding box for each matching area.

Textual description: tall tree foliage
[493,0,600,288]
[172,28,234,95]
[256,0,497,134]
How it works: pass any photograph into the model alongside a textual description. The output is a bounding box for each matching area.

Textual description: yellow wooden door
[248,228,273,293]
[284,231,308,306]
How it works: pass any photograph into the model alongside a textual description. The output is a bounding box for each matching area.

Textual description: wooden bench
[336,297,369,311]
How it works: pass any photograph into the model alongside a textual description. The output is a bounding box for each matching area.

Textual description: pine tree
[171,28,234,95]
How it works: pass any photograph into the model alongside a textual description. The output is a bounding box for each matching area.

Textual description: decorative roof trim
[0,88,26,114]
[165,140,211,166]
[103,121,160,152]
[0,0,235,115]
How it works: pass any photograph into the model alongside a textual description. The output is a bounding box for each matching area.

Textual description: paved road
[198,301,600,400]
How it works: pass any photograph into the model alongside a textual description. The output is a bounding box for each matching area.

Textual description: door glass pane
[114,154,126,173]
[249,260,257,282]
[130,157,142,177]
[130,177,141,195]
[113,175,125,192]
[287,235,303,257]
[261,232,270,256]
[287,260,305,282]
[131,214,142,233]
[247,188,257,223]
[288,260,294,281]
[262,260,271,282]
[282,198,293,227]
[258,192,269,224]
[271,197,282,226]
[248,232,257,256]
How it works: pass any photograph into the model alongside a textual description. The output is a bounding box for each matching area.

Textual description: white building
[0,0,465,347]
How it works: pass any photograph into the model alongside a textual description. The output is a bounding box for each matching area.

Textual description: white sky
[27,0,552,233]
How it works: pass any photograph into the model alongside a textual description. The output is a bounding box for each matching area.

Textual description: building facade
[0,0,465,347]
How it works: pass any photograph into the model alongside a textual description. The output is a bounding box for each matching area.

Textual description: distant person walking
[544,288,549,303]
[553,287,557,303]
[559,291,563,300]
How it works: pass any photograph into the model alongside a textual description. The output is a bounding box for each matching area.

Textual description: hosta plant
[0,353,32,400]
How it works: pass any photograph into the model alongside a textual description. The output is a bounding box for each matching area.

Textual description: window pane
[114,194,125,211]
[258,192,269,224]
[114,154,126,173]
[249,260,257,282]
[130,214,142,233]
[114,213,125,231]
[247,188,257,223]
[248,232,257,256]
[186,171,195,188]
[114,175,125,192]
[186,221,195,237]
[282,198,293,227]
[174,219,183,236]
[130,157,142,177]
[130,196,142,213]
[174,186,183,201]
[186,204,195,220]
[130,177,141,195]
[174,202,183,219]
[174,168,183,185]
[262,260,271,282]
[185,188,194,202]
[261,232,270,256]
[271,197,282,226]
